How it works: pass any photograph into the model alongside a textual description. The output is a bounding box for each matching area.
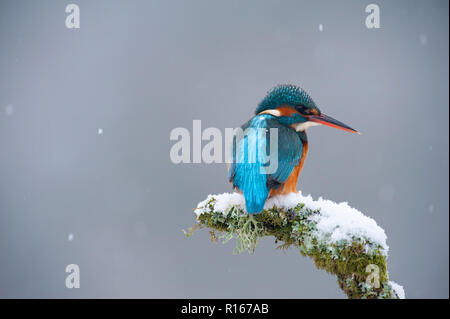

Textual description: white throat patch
[292,121,320,132]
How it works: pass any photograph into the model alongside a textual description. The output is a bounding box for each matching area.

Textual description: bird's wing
[228,114,303,213]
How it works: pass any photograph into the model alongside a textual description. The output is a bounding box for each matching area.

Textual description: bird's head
[256,84,359,134]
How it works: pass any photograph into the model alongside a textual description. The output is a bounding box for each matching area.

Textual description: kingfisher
[228,84,359,213]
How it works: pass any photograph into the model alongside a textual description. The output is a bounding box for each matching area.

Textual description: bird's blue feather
[228,114,303,213]
[256,84,318,115]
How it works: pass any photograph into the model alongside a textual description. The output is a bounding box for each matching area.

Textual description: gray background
[0,0,448,298]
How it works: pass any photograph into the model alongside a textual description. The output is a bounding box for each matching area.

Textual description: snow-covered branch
[187,192,405,299]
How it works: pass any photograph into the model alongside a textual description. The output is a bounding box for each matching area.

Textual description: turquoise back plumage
[228,114,304,213]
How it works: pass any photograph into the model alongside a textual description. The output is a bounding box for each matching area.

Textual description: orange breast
[269,141,309,197]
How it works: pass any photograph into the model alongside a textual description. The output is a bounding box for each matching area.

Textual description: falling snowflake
[419,34,427,46]
[5,105,13,116]
[318,24,323,32]
[68,233,74,241]
[97,128,103,135]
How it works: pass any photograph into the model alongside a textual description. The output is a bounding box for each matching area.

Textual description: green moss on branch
[188,197,402,299]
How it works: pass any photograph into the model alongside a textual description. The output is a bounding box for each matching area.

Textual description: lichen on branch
[187,192,405,299]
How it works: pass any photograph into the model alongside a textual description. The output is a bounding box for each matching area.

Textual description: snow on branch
[187,192,405,299]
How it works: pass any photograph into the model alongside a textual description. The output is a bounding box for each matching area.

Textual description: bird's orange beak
[308,113,360,134]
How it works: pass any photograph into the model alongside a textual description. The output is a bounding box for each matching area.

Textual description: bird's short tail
[240,164,269,214]
[245,194,267,214]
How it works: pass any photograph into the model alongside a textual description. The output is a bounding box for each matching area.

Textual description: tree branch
[186,192,405,299]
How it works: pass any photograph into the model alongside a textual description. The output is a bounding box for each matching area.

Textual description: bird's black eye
[295,104,309,114]
[295,104,320,116]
